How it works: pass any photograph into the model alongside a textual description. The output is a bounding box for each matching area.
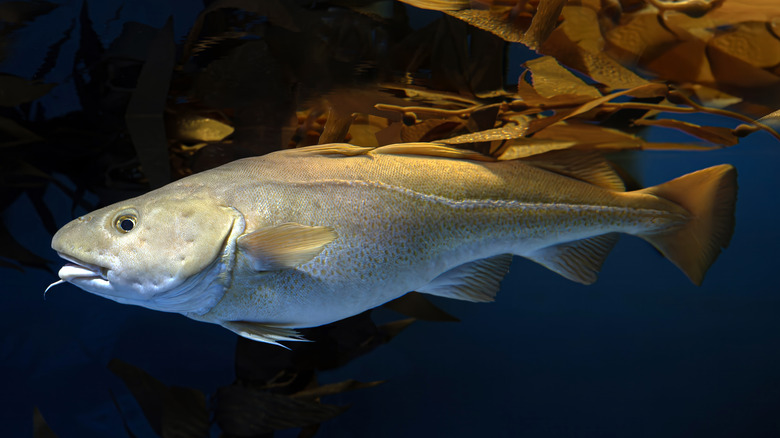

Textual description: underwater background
[2,1,780,437]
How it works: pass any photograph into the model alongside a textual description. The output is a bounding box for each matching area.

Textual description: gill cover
[51,195,244,313]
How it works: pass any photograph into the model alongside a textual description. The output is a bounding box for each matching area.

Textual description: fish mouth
[57,252,110,284]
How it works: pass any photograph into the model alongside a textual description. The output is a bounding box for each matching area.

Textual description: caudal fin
[637,164,737,286]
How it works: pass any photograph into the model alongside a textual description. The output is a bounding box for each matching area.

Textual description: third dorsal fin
[522,150,625,191]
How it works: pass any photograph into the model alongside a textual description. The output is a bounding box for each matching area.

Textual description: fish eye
[115,214,137,233]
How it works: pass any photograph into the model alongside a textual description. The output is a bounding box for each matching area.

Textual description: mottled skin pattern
[157,147,690,329]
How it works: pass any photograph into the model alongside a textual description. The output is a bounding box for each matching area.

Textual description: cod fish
[48,143,737,345]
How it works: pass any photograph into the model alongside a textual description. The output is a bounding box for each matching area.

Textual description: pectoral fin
[526,233,619,284]
[223,321,308,347]
[418,254,513,302]
[238,223,337,271]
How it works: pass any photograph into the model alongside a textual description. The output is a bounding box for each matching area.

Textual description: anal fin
[418,254,513,302]
[223,321,308,348]
[526,233,619,284]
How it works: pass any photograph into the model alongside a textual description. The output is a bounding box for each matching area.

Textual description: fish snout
[52,216,84,249]
[51,214,115,277]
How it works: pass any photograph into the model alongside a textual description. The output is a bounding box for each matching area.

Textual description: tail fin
[637,164,737,285]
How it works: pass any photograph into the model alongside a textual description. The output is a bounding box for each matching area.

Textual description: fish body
[50,143,736,344]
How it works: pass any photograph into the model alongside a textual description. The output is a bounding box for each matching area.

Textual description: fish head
[50,193,245,314]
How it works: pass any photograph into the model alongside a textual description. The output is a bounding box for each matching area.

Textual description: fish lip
[57,252,110,281]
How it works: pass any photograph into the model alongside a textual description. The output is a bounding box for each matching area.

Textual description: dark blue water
[3,1,780,437]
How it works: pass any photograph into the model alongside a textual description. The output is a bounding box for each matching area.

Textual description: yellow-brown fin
[526,233,620,284]
[223,321,307,347]
[237,223,337,271]
[295,143,374,156]
[294,142,496,161]
[495,139,577,160]
[370,142,497,161]
[636,164,737,285]
[417,254,513,302]
[522,150,625,191]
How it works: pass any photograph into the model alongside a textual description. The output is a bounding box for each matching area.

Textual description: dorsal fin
[522,150,625,191]
[417,254,513,302]
[293,142,497,161]
[370,143,496,161]
[222,321,307,347]
[292,143,622,192]
[525,233,619,284]
[237,223,337,271]
[294,143,374,156]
